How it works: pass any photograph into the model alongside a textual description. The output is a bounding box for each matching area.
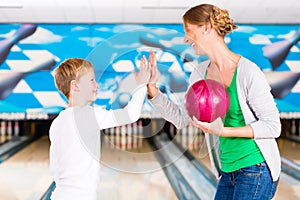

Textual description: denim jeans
[214,162,278,200]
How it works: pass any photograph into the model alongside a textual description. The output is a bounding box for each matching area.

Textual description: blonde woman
[147,4,281,199]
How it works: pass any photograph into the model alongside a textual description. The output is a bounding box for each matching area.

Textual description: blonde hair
[183,4,237,37]
[54,58,94,99]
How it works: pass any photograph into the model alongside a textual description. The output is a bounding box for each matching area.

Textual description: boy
[49,57,150,199]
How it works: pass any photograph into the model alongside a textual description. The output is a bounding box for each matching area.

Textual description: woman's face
[183,22,207,56]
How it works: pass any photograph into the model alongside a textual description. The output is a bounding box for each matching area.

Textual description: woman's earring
[204,29,208,34]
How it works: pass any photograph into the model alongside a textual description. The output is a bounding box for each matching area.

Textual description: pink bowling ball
[185,79,230,122]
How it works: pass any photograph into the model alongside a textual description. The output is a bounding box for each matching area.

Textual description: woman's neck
[209,49,240,71]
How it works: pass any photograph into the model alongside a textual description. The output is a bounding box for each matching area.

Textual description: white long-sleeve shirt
[49,85,147,200]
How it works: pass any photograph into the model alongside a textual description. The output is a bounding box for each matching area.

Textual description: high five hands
[134,50,160,87]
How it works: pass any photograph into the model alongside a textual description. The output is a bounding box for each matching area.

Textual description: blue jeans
[215,162,278,200]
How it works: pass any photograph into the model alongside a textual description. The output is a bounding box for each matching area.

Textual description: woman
[147,4,281,200]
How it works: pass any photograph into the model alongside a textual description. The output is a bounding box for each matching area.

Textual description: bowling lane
[99,133,178,200]
[0,135,13,145]
[185,133,300,200]
[0,135,52,200]
[0,131,177,200]
[277,138,300,165]
[271,138,300,200]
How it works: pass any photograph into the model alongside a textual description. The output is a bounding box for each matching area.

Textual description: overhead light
[141,6,189,10]
[0,5,23,8]
[0,0,23,8]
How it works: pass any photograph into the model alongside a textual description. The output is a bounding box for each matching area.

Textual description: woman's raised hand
[148,50,160,86]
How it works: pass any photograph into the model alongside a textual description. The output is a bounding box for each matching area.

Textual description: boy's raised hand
[134,55,151,85]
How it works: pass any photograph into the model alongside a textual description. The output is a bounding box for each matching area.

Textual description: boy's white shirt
[49,85,147,200]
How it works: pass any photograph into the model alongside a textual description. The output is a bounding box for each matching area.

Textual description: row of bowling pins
[103,121,144,150]
[0,121,20,137]
[170,124,204,150]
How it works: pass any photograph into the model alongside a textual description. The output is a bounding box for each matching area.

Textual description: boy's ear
[70,80,79,91]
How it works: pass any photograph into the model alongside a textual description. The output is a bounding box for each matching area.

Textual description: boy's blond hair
[54,58,94,99]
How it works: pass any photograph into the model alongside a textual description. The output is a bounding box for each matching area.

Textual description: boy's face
[76,70,99,104]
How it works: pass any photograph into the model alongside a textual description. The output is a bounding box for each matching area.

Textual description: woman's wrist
[147,84,158,99]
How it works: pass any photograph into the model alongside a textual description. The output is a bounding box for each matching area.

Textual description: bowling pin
[110,126,115,135]
[193,126,201,149]
[115,126,120,149]
[132,122,138,135]
[291,119,296,135]
[132,122,137,149]
[169,123,175,138]
[181,126,187,148]
[121,125,126,150]
[13,121,19,137]
[1,121,6,136]
[132,122,138,149]
[127,124,132,150]
[188,124,194,150]
[109,127,115,149]
[193,134,198,150]
[138,120,143,148]
[175,128,181,144]
[197,128,203,149]
[138,120,143,135]
[0,121,4,143]
[121,125,126,135]
[7,121,12,139]
[263,27,300,70]
[264,72,300,99]
[298,119,300,136]
[0,24,37,66]
[0,55,56,100]
[105,127,110,135]
[139,31,195,63]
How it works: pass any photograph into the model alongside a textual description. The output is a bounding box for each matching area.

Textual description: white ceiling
[0,0,299,24]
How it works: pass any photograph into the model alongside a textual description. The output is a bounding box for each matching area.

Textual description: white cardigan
[150,57,281,181]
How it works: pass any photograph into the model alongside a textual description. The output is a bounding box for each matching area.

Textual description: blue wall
[0,24,299,119]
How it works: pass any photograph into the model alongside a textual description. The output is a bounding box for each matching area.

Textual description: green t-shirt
[219,67,265,172]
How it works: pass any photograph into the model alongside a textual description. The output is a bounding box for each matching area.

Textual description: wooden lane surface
[0,134,178,200]
[277,138,300,165]
[99,135,178,200]
[1,132,298,200]
[0,135,52,200]
[98,166,178,200]
[275,138,300,200]
[0,135,12,145]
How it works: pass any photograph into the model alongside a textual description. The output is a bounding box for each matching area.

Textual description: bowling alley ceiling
[0,0,299,24]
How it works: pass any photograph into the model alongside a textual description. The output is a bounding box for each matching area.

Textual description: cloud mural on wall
[0,23,299,119]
